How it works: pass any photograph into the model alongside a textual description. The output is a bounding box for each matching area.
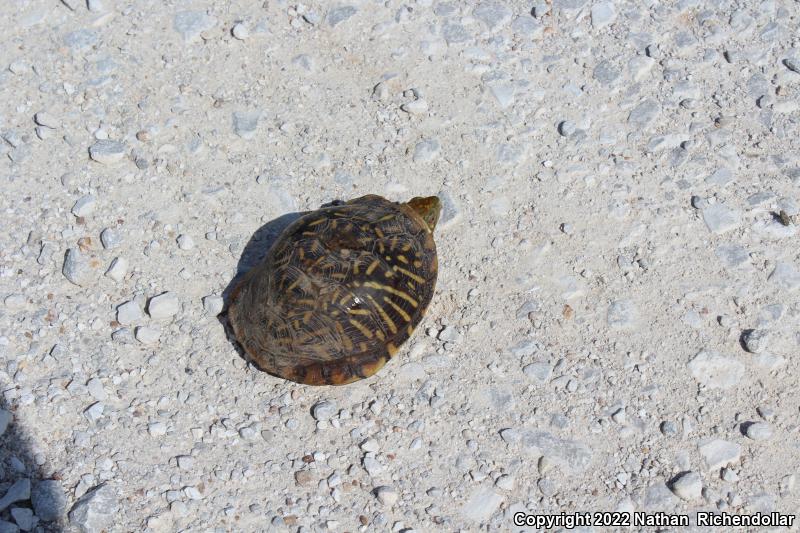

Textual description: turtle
[227,194,441,385]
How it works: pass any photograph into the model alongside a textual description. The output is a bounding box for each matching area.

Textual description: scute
[228,195,438,385]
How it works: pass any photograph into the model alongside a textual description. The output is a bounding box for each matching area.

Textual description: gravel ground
[1,0,800,531]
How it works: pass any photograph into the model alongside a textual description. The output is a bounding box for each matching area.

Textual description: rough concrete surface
[1,0,799,531]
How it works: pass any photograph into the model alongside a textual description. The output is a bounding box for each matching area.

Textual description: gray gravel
[1,0,799,530]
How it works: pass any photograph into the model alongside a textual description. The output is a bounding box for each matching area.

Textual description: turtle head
[406,196,442,233]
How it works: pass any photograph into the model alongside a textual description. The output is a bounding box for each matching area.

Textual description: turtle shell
[228,194,438,385]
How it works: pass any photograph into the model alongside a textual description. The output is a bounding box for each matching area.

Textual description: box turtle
[228,194,441,385]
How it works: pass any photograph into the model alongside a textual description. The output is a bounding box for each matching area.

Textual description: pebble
[688,350,744,389]
[495,475,515,491]
[311,400,337,421]
[104,257,128,282]
[173,11,217,43]
[10,507,32,530]
[400,99,429,115]
[744,422,773,441]
[670,471,702,501]
[148,422,167,437]
[374,486,399,506]
[590,2,616,29]
[62,248,94,287]
[135,326,160,344]
[768,262,800,292]
[232,111,260,139]
[176,234,195,250]
[71,195,97,217]
[86,378,107,401]
[558,120,576,137]
[83,402,104,423]
[500,429,591,472]
[147,292,180,319]
[699,439,741,471]
[231,23,249,40]
[34,111,59,129]
[701,203,741,234]
[0,480,31,512]
[784,58,800,74]
[412,139,439,163]
[607,299,637,329]
[202,295,224,315]
[100,228,121,249]
[68,483,118,533]
[362,457,383,477]
[0,410,11,436]
[473,2,512,30]
[442,21,472,44]
[116,300,142,325]
[89,140,126,165]
[3,294,25,309]
[741,329,769,353]
[327,6,357,27]
[522,362,552,384]
[461,486,503,522]
[488,83,515,109]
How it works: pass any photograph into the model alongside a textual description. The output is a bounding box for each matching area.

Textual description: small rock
[699,439,741,471]
[702,203,741,234]
[31,480,66,522]
[86,378,106,401]
[83,402,104,423]
[0,410,11,436]
[202,295,224,315]
[741,329,769,353]
[768,262,800,291]
[89,140,126,165]
[363,457,384,477]
[688,350,744,389]
[105,257,128,282]
[400,99,429,115]
[783,57,800,74]
[71,195,96,217]
[311,400,337,421]
[461,486,503,522]
[231,22,249,40]
[607,299,637,329]
[135,326,160,344]
[116,300,143,325]
[147,292,180,319]
[360,438,379,453]
[522,362,552,384]
[3,294,25,309]
[232,111,260,139]
[176,456,195,470]
[10,508,32,531]
[34,111,59,129]
[148,422,167,437]
[173,11,217,43]
[412,139,440,163]
[670,471,702,501]
[294,470,313,486]
[62,248,93,287]
[744,422,772,441]
[558,120,576,136]
[591,2,616,29]
[176,234,195,250]
[327,6,357,27]
[495,475,515,491]
[0,479,31,512]
[100,228,121,249]
[68,483,118,533]
[374,486,398,506]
